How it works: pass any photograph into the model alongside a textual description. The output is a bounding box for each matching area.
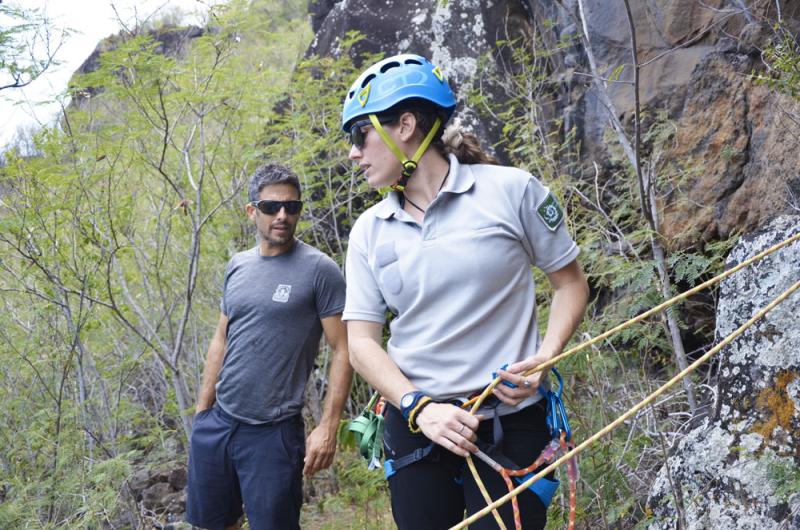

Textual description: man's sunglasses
[250,199,303,215]
[348,114,398,148]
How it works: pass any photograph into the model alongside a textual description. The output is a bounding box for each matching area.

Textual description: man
[186,163,353,530]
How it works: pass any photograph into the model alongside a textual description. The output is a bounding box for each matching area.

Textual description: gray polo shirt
[343,154,579,407]
[216,241,346,424]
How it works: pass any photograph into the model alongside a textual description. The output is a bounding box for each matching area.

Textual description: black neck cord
[401,165,450,214]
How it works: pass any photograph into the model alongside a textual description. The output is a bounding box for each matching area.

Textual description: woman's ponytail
[440,125,498,165]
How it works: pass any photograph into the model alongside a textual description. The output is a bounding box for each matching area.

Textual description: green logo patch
[536,192,564,231]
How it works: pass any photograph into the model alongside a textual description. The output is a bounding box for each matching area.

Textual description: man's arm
[495,259,589,404]
[303,314,354,476]
[195,312,229,413]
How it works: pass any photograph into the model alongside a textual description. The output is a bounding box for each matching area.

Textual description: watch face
[401,393,415,409]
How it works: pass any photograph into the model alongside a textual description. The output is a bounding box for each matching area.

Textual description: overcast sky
[0,0,218,149]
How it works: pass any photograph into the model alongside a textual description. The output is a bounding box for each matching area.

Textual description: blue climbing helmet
[341,54,457,190]
[341,54,456,132]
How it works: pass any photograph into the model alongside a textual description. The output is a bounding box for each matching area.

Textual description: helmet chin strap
[368,114,442,192]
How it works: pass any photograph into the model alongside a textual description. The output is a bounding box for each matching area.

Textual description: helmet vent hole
[348,90,355,99]
[361,74,376,88]
[379,61,401,73]
[404,59,422,65]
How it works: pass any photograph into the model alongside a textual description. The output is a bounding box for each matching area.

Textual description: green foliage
[667,251,714,285]
[754,30,800,99]
[0,0,322,525]
[263,31,383,264]
[301,449,392,530]
[0,2,67,91]
[0,2,752,527]
[0,0,384,523]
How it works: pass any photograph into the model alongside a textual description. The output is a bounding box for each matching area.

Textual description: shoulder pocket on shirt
[375,242,403,295]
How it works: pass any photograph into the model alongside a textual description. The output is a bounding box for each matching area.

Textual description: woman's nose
[349,144,361,161]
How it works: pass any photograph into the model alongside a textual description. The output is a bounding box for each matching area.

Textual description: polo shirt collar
[373,190,402,219]
[373,153,476,220]
[442,153,475,195]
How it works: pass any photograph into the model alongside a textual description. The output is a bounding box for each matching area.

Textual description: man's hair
[247,163,302,201]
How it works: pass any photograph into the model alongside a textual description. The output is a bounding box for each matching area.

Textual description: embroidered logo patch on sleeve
[536,192,564,231]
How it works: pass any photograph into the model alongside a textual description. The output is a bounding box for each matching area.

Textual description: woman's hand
[494,354,550,406]
[415,402,482,457]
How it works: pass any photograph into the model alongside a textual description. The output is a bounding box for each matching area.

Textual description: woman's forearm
[347,321,416,407]
[538,260,589,360]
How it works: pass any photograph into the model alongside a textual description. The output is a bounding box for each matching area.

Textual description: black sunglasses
[348,114,398,148]
[250,199,303,215]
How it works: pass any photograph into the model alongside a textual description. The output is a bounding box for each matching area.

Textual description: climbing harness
[465,368,579,530]
[352,367,581,530]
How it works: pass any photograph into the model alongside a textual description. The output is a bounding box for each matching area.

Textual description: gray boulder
[647,215,800,529]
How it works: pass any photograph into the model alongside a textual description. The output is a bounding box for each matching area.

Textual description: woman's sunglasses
[348,114,398,148]
[250,199,303,215]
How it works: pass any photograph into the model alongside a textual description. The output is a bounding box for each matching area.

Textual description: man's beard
[261,227,294,248]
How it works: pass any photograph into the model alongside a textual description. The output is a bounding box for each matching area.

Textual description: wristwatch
[400,391,427,420]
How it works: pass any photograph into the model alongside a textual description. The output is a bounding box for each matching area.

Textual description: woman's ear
[397,111,418,142]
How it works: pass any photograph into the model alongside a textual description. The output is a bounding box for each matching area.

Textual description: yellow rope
[452,277,800,529]
[466,452,508,529]
[459,231,799,528]
[468,231,800,414]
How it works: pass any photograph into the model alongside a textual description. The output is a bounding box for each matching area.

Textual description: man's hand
[415,402,482,458]
[303,424,337,476]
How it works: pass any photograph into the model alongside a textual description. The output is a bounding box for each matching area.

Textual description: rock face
[308,0,800,246]
[307,0,537,154]
[75,25,204,78]
[659,47,800,245]
[646,215,800,529]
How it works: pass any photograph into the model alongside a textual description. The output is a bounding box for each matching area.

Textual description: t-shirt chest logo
[272,284,292,303]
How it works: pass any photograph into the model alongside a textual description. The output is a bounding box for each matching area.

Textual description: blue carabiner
[539,368,572,441]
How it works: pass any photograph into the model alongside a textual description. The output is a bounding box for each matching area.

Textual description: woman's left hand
[493,354,549,406]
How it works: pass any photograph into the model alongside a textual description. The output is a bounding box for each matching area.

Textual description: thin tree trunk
[574,0,698,413]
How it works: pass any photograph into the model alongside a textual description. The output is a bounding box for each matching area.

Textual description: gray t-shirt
[343,154,579,413]
[215,241,346,424]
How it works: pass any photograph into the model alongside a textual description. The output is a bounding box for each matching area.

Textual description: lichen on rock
[647,215,800,529]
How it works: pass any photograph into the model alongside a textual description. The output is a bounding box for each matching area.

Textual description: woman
[341,54,589,529]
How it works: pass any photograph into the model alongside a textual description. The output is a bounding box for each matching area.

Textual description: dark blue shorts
[185,405,305,530]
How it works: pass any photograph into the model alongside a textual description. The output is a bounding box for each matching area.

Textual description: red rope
[498,434,578,530]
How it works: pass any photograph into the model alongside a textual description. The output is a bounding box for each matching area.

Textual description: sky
[0,0,218,149]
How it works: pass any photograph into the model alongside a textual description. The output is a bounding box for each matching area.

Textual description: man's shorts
[185,404,305,530]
